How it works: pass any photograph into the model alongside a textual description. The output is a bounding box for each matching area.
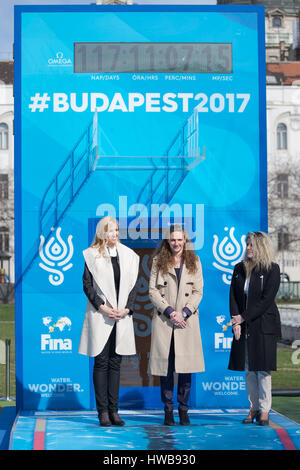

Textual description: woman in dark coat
[228,231,281,426]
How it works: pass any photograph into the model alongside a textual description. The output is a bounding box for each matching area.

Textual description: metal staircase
[18,117,97,285]
[18,109,205,283]
[136,109,204,208]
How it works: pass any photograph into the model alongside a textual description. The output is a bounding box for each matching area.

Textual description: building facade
[0,62,14,283]
[267,63,300,281]
[218,0,300,61]
[218,2,300,280]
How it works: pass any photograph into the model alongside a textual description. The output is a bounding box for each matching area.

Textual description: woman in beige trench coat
[149,224,205,426]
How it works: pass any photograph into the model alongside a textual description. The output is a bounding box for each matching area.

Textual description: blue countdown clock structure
[14,4,267,411]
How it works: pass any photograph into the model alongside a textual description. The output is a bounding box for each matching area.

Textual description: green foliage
[0,304,15,402]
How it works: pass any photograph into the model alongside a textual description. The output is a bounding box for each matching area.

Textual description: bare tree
[268,159,300,276]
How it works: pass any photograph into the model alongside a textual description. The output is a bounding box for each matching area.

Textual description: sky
[0,0,217,60]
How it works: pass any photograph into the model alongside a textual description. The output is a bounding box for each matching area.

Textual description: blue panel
[14,5,266,411]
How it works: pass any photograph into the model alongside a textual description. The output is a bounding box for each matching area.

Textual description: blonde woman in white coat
[78,216,139,427]
[149,225,205,426]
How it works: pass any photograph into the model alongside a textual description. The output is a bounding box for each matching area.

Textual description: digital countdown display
[74,42,233,74]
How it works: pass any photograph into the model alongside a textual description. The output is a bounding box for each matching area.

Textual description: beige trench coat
[148,256,205,376]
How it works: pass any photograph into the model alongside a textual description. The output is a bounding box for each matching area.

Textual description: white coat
[78,243,139,357]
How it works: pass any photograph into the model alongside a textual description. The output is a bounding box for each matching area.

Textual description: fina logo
[212,227,246,284]
[41,316,72,352]
[39,227,74,286]
[215,315,232,351]
[48,51,72,67]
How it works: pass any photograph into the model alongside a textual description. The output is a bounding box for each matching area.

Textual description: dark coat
[228,261,281,372]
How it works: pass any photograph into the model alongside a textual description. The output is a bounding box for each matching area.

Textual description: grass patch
[272,346,300,390]
[0,304,15,402]
[272,397,300,424]
[271,346,300,424]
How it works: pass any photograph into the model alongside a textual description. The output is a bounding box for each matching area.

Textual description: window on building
[0,174,8,200]
[277,173,288,198]
[0,227,9,252]
[278,225,289,251]
[277,123,287,149]
[0,123,8,150]
[272,16,282,28]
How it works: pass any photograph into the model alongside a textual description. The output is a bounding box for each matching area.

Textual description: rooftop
[266,62,300,85]
[0,62,14,85]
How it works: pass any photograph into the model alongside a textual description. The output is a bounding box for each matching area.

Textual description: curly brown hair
[153,225,198,274]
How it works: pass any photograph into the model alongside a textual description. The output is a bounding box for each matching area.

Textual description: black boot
[164,411,175,426]
[109,411,125,426]
[99,411,111,427]
[179,410,190,425]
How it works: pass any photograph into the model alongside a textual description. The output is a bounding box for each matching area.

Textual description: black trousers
[160,333,191,413]
[93,324,122,416]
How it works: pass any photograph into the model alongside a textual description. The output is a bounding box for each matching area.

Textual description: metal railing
[277,282,300,301]
[278,305,300,328]
[0,339,15,402]
[266,32,293,45]
[39,121,94,237]
[14,120,95,286]
[136,109,205,208]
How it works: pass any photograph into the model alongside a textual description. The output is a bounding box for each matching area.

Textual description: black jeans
[160,333,191,413]
[93,324,122,416]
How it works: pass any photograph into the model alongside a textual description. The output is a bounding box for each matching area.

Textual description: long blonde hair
[153,224,198,274]
[244,231,274,276]
[90,216,119,257]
